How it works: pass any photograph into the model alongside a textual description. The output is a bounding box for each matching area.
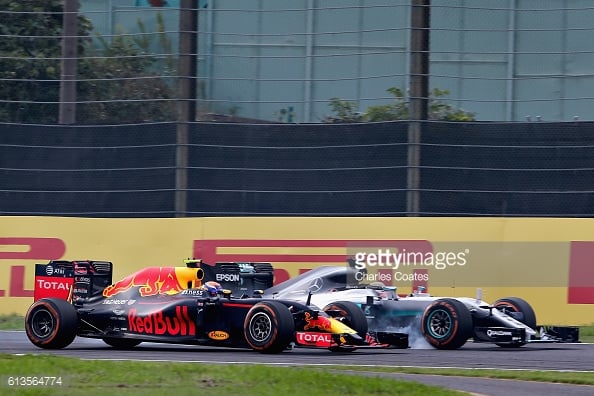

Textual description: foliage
[0,0,176,124]
[325,87,475,123]
[77,18,177,124]
[0,0,92,123]
[325,98,362,123]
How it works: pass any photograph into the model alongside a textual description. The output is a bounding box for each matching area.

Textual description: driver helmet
[201,281,222,296]
[368,281,389,299]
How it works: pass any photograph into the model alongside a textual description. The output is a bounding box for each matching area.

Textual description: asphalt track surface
[2,331,593,396]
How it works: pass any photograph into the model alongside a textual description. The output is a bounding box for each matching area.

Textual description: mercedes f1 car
[25,260,408,353]
[261,265,577,349]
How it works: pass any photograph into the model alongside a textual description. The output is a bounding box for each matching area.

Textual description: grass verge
[580,323,594,341]
[0,314,23,331]
[328,365,594,386]
[0,354,466,396]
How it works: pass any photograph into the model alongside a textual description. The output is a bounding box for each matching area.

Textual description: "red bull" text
[128,306,195,336]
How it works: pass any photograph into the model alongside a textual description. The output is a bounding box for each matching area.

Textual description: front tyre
[25,298,78,349]
[323,300,367,351]
[323,300,368,337]
[493,297,537,348]
[244,301,294,353]
[493,297,537,329]
[421,298,473,350]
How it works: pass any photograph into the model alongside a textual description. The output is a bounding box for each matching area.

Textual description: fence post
[407,0,430,216]
[176,0,198,217]
[59,0,79,124]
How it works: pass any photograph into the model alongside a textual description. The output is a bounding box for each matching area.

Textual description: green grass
[0,354,593,396]
[0,314,23,331]
[580,323,594,341]
[0,354,465,396]
[328,366,594,386]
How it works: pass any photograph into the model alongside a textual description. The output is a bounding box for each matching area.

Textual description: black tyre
[323,301,368,337]
[493,297,537,329]
[102,338,142,349]
[25,298,78,349]
[493,297,537,348]
[323,301,368,352]
[244,301,295,353]
[421,298,473,350]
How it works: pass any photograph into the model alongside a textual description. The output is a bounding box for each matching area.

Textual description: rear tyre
[102,338,142,349]
[244,301,294,353]
[493,297,537,348]
[421,298,473,350]
[25,298,78,349]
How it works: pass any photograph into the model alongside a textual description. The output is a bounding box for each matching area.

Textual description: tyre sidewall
[421,298,472,349]
[493,297,537,329]
[25,298,78,349]
[323,300,368,337]
[244,301,294,353]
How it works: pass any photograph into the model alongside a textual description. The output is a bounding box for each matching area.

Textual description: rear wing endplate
[34,260,113,301]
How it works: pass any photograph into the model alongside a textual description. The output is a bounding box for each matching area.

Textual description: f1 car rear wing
[33,258,274,302]
[33,260,113,302]
[185,259,274,297]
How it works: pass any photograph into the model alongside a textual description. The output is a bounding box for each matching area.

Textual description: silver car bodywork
[264,266,543,349]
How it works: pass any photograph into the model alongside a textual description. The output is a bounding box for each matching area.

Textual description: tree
[324,87,475,123]
[0,0,176,124]
[77,15,177,124]
[0,0,91,123]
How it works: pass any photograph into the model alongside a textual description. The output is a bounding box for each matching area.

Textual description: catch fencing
[1,121,593,217]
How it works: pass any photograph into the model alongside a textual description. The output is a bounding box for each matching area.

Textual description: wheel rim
[248,312,272,342]
[426,309,452,339]
[30,308,55,339]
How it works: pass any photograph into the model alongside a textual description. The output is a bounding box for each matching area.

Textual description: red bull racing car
[25,260,408,353]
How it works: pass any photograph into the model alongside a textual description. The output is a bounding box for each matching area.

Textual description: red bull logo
[304,311,358,335]
[103,267,203,298]
[303,311,332,331]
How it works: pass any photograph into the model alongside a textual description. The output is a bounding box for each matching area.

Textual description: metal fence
[2,121,594,217]
[2,1,594,217]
